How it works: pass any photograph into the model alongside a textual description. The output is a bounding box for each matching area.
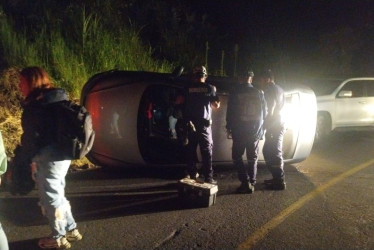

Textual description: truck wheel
[315,113,331,143]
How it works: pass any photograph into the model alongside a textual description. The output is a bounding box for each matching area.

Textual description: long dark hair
[20,67,53,91]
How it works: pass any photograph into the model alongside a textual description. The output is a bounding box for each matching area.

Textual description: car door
[334,80,366,126]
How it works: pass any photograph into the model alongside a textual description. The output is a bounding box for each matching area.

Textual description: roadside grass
[0,67,23,158]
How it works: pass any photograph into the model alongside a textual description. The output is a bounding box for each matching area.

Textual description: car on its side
[309,77,374,142]
[81,69,317,168]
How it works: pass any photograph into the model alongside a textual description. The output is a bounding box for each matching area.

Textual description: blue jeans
[0,222,9,250]
[33,146,77,239]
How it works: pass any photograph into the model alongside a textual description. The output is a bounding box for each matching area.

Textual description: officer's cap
[192,66,207,77]
[239,70,254,78]
[259,69,274,80]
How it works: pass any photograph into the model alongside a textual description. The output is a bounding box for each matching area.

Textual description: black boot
[264,178,286,190]
[236,182,254,194]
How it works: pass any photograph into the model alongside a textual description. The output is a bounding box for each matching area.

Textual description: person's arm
[210,85,220,109]
[263,88,276,130]
[261,92,268,120]
[226,86,240,131]
[265,89,276,118]
[19,108,41,159]
[226,94,232,129]
[225,93,234,138]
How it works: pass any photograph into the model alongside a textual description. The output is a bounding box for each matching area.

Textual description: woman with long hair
[16,67,82,249]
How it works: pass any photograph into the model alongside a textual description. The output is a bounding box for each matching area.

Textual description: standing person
[16,67,82,249]
[258,69,286,190]
[167,93,184,140]
[184,66,220,184]
[0,131,9,250]
[226,70,267,193]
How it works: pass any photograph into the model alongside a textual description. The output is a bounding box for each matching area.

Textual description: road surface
[1,131,373,249]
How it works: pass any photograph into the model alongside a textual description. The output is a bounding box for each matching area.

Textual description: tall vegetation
[0,1,174,159]
[0,3,174,98]
[1,0,374,92]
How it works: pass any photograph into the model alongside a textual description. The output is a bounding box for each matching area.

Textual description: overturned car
[81,69,317,167]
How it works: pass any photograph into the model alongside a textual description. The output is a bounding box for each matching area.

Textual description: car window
[338,81,364,98]
[365,80,374,97]
[307,79,342,96]
[138,84,186,164]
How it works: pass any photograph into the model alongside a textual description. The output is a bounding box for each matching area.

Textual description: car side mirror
[338,90,352,98]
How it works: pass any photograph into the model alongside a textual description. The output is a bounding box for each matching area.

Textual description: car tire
[315,113,332,143]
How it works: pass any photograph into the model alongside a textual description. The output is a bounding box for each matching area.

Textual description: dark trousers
[263,125,286,179]
[186,124,213,180]
[232,131,260,184]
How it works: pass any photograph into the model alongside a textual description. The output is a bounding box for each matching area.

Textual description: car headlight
[283,92,317,136]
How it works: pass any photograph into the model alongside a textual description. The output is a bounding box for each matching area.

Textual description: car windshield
[306,79,343,96]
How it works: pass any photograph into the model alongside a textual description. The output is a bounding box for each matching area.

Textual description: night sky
[194,0,373,46]
[1,0,374,77]
[187,0,374,77]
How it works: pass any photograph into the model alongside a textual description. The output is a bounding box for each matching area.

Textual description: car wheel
[315,113,331,143]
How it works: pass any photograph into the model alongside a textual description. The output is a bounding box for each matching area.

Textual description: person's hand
[212,101,220,109]
[226,130,232,139]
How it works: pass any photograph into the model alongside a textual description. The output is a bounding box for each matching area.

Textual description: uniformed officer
[226,70,267,193]
[184,66,220,184]
[258,69,286,190]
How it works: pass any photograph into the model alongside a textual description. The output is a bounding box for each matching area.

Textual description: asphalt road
[1,131,373,249]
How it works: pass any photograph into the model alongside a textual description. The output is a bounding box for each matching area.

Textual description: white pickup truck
[311,77,374,141]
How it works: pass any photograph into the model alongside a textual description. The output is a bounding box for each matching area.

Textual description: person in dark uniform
[258,69,286,190]
[184,66,220,184]
[226,70,267,193]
